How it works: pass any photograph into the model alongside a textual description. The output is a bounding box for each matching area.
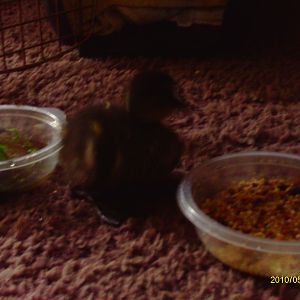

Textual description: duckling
[60,71,183,225]
[126,70,184,122]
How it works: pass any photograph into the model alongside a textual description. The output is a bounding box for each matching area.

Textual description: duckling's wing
[61,106,127,190]
[61,113,104,188]
[121,124,182,185]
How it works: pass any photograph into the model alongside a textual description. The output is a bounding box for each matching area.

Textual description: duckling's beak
[173,98,186,110]
[168,85,186,110]
[167,95,186,111]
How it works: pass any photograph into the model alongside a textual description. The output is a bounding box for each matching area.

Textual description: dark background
[79,0,300,57]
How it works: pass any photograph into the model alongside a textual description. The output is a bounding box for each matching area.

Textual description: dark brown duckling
[126,70,184,122]
[60,71,183,225]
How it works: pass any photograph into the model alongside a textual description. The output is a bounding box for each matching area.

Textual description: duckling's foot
[71,186,94,201]
[95,207,126,227]
[71,187,127,226]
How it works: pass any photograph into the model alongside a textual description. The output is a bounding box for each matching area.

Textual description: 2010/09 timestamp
[270,276,300,284]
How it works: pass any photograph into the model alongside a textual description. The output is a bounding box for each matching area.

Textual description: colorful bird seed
[200,178,300,240]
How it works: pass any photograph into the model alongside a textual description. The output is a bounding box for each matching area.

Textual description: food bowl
[0,105,65,193]
[177,151,300,276]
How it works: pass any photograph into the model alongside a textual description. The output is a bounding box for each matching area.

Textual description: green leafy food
[0,144,8,161]
[22,140,38,153]
[6,128,20,141]
[0,128,43,160]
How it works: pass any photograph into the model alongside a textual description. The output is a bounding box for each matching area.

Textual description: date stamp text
[270,276,300,284]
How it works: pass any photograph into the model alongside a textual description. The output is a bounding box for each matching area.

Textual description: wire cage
[0,0,96,74]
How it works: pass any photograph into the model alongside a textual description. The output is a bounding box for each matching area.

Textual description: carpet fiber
[1,1,300,299]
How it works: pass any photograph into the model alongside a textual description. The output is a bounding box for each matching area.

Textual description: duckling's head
[126,71,183,122]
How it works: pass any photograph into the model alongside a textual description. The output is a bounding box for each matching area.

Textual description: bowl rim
[177,151,300,254]
[0,105,65,170]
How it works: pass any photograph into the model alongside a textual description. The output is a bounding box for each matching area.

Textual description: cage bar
[18,0,27,65]
[0,0,96,74]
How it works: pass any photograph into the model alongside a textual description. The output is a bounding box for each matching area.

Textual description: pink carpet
[0,0,300,299]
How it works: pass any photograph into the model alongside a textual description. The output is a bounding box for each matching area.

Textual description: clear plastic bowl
[177,151,300,276]
[0,105,65,193]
